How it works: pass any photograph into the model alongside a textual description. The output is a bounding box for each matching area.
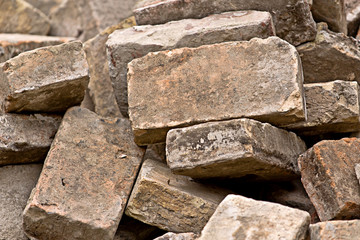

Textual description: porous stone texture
[49,0,138,41]
[84,16,136,118]
[125,159,230,233]
[345,0,360,36]
[198,194,310,240]
[298,138,360,221]
[310,220,360,239]
[154,232,198,240]
[0,33,74,63]
[297,23,360,84]
[311,0,347,34]
[284,80,360,135]
[23,107,145,240]
[0,0,50,35]
[355,164,360,182]
[166,118,306,180]
[25,0,63,15]
[0,41,89,113]
[134,0,316,46]
[128,37,305,145]
[0,113,61,166]
[107,10,275,117]
[0,164,42,240]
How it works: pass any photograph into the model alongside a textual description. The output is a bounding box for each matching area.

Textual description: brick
[154,232,198,240]
[0,0,50,35]
[25,0,62,15]
[0,164,42,240]
[284,80,360,135]
[345,0,360,36]
[297,23,360,84]
[0,113,61,166]
[107,10,275,117]
[310,220,360,240]
[0,41,89,113]
[49,0,138,41]
[0,33,74,63]
[23,107,145,240]
[125,159,230,233]
[166,118,306,180]
[133,0,316,46]
[311,0,347,34]
[84,16,136,118]
[298,138,360,221]
[128,37,305,145]
[198,194,310,240]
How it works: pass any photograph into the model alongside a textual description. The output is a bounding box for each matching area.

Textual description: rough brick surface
[0,41,89,113]
[23,107,145,240]
[133,0,316,46]
[107,10,275,117]
[198,194,310,240]
[166,118,306,180]
[345,0,360,36]
[154,232,198,240]
[0,164,42,240]
[297,23,360,84]
[310,220,360,240]
[0,33,74,63]
[125,159,230,233]
[299,138,360,221]
[128,37,305,145]
[25,0,62,15]
[0,0,50,35]
[0,113,61,166]
[284,80,360,135]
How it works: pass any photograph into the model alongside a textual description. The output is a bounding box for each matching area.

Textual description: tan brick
[23,107,145,240]
[0,113,61,166]
[198,194,310,240]
[154,232,198,240]
[310,220,360,240]
[107,10,275,117]
[25,0,62,15]
[125,159,230,233]
[345,0,360,36]
[134,0,316,46]
[0,164,42,240]
[166,118,306,180]
[128,37,305,145]
[0,33,74,63]
[298,138,360,221]
[0,41,89,113]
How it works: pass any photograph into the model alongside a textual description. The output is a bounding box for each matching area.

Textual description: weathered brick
[345,0,360,36]
[133,0,316,46]
[0,33,74,63]
[25,0,62,15]
[23,107,145,240]
[284,80,360,135]
[311,0,347,34]
[166,118,306,180]
[0,113,61,166]
[84,17,136,118]
[0,41,89,113]
[310,220,360,239]
[298,138,360,221]
[107,10,275,117]
[0,164,42,240]
[125,159,230,233]
[198,194,310,240]
[154,232,198,240]
[0,0,50,35]
[297,23,360,84]
[128,37,305,145]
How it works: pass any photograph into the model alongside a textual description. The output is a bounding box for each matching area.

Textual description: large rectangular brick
[0,33,74,63]
[128,37,305,145]
[0,41,89,113]
[107,10,275,117]
[0,164,42,240]
[284,80,360,135]
[166,118,306,180]
[133,0,316,46]
[125,159,230,233]
[198,194,310,240]
[23,107,145,240]
[298,138,360,221]
[0,113,61,166]
[310,220,360,239]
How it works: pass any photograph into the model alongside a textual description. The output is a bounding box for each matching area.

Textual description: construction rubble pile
[3,0,360,239]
